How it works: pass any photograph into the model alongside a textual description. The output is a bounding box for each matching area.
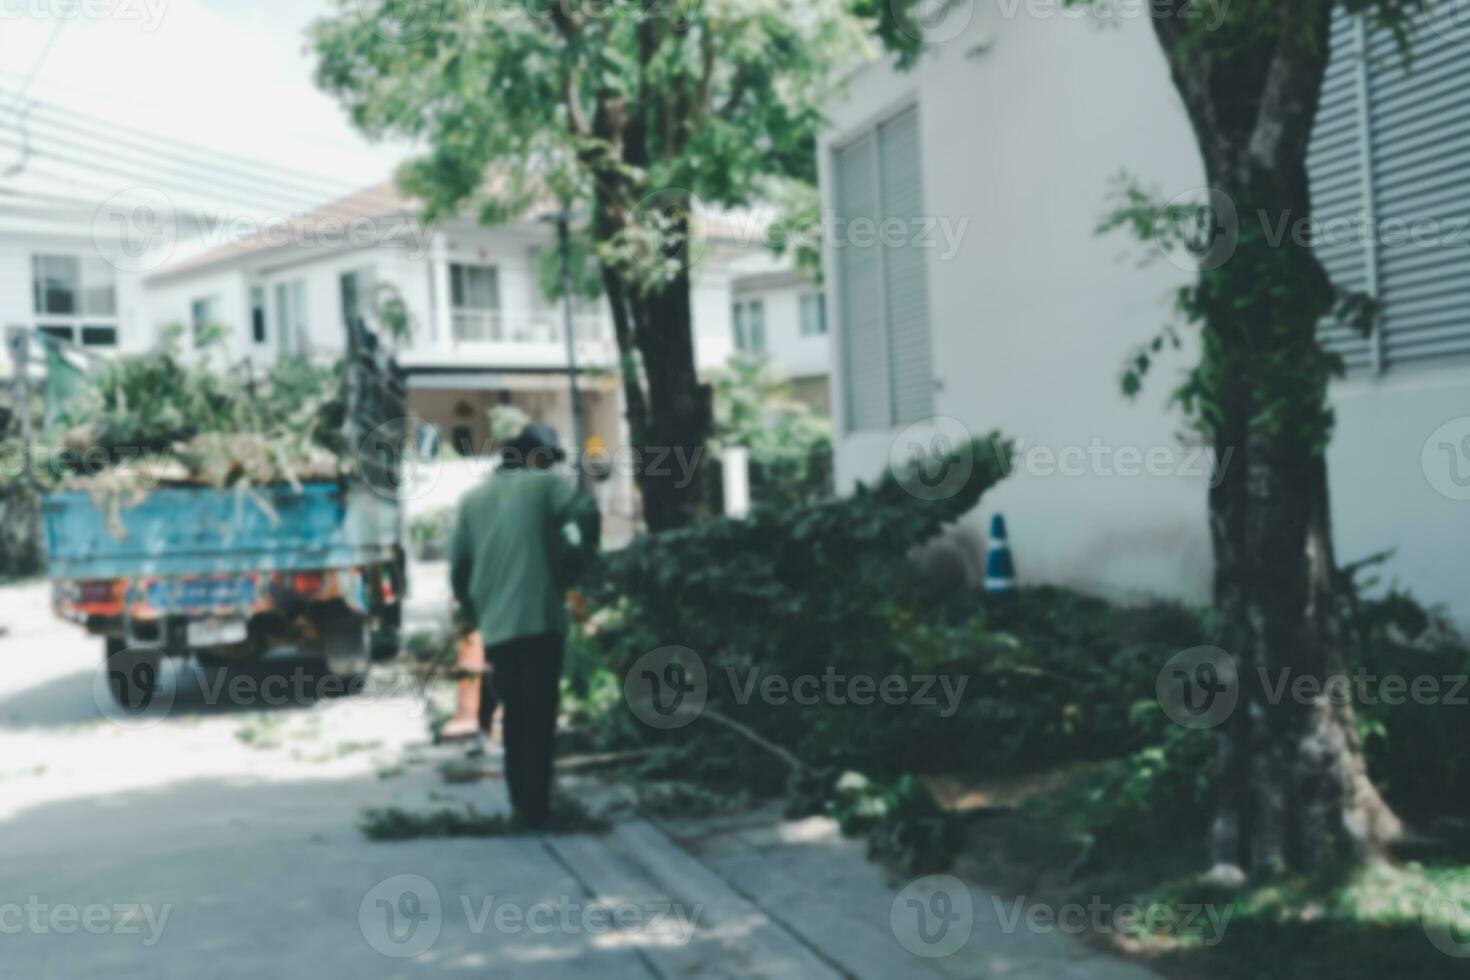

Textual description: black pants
[478,667,499,734]
[486,633,564,827]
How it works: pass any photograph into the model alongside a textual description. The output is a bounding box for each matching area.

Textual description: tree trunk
[595,193,713,532]
[1149,3,1402,877]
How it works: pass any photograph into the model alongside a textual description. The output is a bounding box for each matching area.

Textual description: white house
[819,2,1470,627]
[134,178,774,517]
[728,252,833,412]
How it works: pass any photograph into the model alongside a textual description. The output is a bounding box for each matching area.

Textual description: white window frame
[31,253,120,348]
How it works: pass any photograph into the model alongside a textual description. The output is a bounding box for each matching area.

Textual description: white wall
[822,3,1470,627]
[731,274,831,382]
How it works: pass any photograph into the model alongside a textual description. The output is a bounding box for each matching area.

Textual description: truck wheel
[315,610,371,692]
[105,638,162,711]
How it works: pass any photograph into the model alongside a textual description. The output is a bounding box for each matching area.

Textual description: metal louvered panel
[1308,2,1470,373]
[1308,8,1375,370]
[833,106,934,432]
[877,107,934,425]
[834,132,891,432]
[1367,0,1470,368]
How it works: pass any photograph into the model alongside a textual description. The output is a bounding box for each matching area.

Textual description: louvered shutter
[879,107,935,424]
[1309,3,1470,371]
[834,131,892,431]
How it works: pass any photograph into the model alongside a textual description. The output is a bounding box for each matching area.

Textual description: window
[274,280,309,355]
[1308,7,1470,371]
[31,255,118,347]
[833,105,933,431]
[800,293,828,336]
[732,299,766,354]
[250,286,267,344]
[340,267,375,337]
[81,326,117,347]
[190,295,220,346]
[450,263,500,341]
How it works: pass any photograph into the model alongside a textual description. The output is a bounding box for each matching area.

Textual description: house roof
[144,174,774,282]
[146,180,423,282]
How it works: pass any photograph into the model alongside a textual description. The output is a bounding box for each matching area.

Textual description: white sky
[0,0,413,212]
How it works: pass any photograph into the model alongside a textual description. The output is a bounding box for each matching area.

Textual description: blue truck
[31,326,410,704]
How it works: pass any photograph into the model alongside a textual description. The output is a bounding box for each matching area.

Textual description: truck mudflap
[53,566,385,626]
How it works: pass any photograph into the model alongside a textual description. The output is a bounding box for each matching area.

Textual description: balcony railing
[451,310,608,346]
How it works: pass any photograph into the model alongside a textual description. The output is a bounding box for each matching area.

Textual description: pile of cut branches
[40,332,349,496]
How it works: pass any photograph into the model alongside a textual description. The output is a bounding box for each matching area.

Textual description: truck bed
[43,482,401,580]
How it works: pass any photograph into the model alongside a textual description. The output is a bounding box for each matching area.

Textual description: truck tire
[105,638,162,711]
[315,609,371,692]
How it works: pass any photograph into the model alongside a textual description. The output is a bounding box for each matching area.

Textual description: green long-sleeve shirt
[449,468,600,648]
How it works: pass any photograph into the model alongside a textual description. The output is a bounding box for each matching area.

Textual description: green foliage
[408,506,455,559]
[359,799,609,839]
[829,771,965,873]
[40,333,348,489]
[312,0,856,276]
[712,354,832,504]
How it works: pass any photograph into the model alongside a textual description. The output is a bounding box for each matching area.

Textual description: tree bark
[1151,3,1402,877]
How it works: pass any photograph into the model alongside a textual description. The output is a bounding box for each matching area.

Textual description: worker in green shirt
[449,422,600,828]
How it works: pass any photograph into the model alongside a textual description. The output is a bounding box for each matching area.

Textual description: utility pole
[552,206,588,488]
[6,327,32,484]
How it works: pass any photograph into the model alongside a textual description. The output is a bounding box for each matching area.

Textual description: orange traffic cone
[439,631,485,743]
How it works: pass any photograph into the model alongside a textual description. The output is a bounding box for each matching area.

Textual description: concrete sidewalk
[0,578,1159,978]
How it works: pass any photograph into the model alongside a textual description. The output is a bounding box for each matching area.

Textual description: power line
[0,132,314,218]
[2,20,68,179]
[0,75,364,199]
[0,112,346,215]
[17,96,363,203]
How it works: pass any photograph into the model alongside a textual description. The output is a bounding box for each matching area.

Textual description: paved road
[0,579,1159,979]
